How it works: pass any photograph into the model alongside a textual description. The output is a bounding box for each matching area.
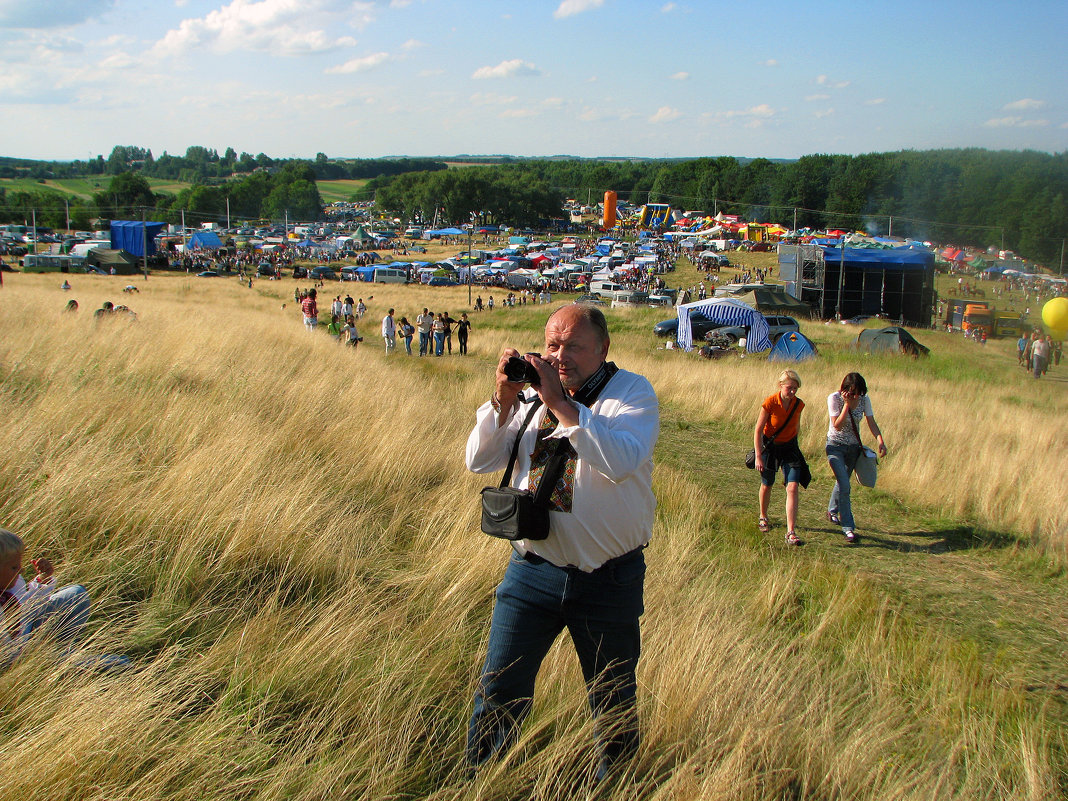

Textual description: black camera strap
[500,399,543,490]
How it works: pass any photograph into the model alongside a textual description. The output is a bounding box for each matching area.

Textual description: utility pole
[141,208,149,279]
[888,216,893,238]
[226,197,231,230]
[65,199,70,234]
[1061,238,1065,276]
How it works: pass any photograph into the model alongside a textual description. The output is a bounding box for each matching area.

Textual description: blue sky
[1,0,1065,161]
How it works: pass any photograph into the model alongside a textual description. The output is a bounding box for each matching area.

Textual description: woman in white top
[825,372,888,545]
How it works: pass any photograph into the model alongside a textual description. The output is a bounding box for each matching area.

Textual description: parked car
[703,314,800,344]
[256,262,276,277]
[427,275,459,286]
[653,312,800,344]
[196,270,219,277]
[308,266,337,281]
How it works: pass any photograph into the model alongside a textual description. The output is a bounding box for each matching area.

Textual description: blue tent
[188,230,223,250]
[768,331,818,362]
[110,220,166,257]
[355,265,376,281]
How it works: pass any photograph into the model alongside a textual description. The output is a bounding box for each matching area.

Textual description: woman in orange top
[753,369,810,546]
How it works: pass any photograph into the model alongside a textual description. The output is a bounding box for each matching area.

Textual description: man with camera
[465,303,659,779]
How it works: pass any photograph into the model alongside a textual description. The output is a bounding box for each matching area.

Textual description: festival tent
[427,227,465,237]
[676,298,773,353]
[768,331,818,362]
[855,327,930,357]
[188,230,223,250]
[351,226,372,241]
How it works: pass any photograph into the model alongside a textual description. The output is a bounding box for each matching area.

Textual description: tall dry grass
[0,274,1063,800]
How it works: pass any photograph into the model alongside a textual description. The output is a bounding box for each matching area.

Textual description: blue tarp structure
[769,331,818,362]
[355,265,376,281]
[188,230,223,250]
[110,220,166,257]
[676,298,773,353]
[427,227,465,237]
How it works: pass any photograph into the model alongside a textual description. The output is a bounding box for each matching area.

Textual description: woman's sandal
[785,531,804,546]
[758,517,771,533]
[827,511,841,526]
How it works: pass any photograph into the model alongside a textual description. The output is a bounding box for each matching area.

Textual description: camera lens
[504,356,540,386]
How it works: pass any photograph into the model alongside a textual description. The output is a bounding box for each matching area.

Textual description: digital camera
[504,354,541,386]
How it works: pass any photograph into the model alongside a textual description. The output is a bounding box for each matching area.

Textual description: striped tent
[676,298,773,353]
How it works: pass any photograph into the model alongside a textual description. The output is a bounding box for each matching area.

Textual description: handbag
[849,413,878,487]
[745,397,800,469]
[480,400,568,541]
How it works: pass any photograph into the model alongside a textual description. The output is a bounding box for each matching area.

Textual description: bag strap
[765,396,800,444]
[499,398,543,489]
[847,402,862,443]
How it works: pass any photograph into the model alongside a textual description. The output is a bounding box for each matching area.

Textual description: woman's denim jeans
[467,549,645,772]
[826,443,861,531]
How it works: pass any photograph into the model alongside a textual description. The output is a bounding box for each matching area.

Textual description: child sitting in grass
[0,529,90,668]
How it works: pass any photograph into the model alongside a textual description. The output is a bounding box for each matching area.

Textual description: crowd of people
[1018,329,1060,378]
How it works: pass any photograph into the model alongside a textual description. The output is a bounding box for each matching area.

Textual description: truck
[947,299,1025,337]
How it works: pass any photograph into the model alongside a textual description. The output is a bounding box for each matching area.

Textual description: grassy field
[316,179,371,204]
[0,176,188,200]
[0,264,1065,800]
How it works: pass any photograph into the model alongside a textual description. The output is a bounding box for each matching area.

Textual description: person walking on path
[381,308,396,354]
[825,372,888,545]
[754,369,810,546]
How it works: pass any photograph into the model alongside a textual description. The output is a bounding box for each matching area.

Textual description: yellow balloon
[1041,297,1068,330]
[1051,326,1068,342]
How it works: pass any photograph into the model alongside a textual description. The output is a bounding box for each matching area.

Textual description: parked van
[374,267,408,283]
[589,280,625,296]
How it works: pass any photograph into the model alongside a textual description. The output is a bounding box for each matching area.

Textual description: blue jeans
[402,335,413,355]
[419,331,430,355]
[25,584,90,642]
[434,332,445,356]
[467,549,645,771]
[826,443,861,531]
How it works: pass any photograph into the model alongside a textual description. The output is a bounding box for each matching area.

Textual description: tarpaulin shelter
[188,230,223,250]
[768,331,818,362]
[676,298,773,353]
[110,220,166,257]
[86,248,138,275]
[351,226,372,241]
[855,327,930,357]
[728,285,813,317]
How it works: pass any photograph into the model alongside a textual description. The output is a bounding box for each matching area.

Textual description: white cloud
[718,103,776,120]
[553,0,604,20]
[500,108,536,118]
[401,38,423,50]
[761,59,778,67]
[390,0,412,6]
[1003,98,1045,111]
[661,2,677,11]
[816,74,850,89]
[649,106,681,123]
[814,108,835,119]
[152,0,367,57]
[0,0,114,29]
[472,59,541,79]
[805,94,830,102]
[670,71,689,81]
[325,52,389,74]
[864,98,886,106]
[541,97,564,107]
[983,116,1049,128]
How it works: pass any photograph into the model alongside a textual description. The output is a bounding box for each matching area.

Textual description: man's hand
[493,348,525,423]
[530,354,579,428]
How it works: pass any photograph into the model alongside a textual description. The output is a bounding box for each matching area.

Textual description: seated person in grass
[0,529,90,668]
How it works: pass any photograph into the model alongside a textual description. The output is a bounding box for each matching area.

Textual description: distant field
[316,179,370,204]
[0,176,188,200]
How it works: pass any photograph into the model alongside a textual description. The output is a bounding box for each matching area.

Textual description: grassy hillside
[0,176,188,200]
[0,270,1064,800]
[316,179,370,204]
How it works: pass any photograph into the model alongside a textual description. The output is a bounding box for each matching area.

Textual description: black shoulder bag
[480,399,568,541]
[745,398,799,469]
